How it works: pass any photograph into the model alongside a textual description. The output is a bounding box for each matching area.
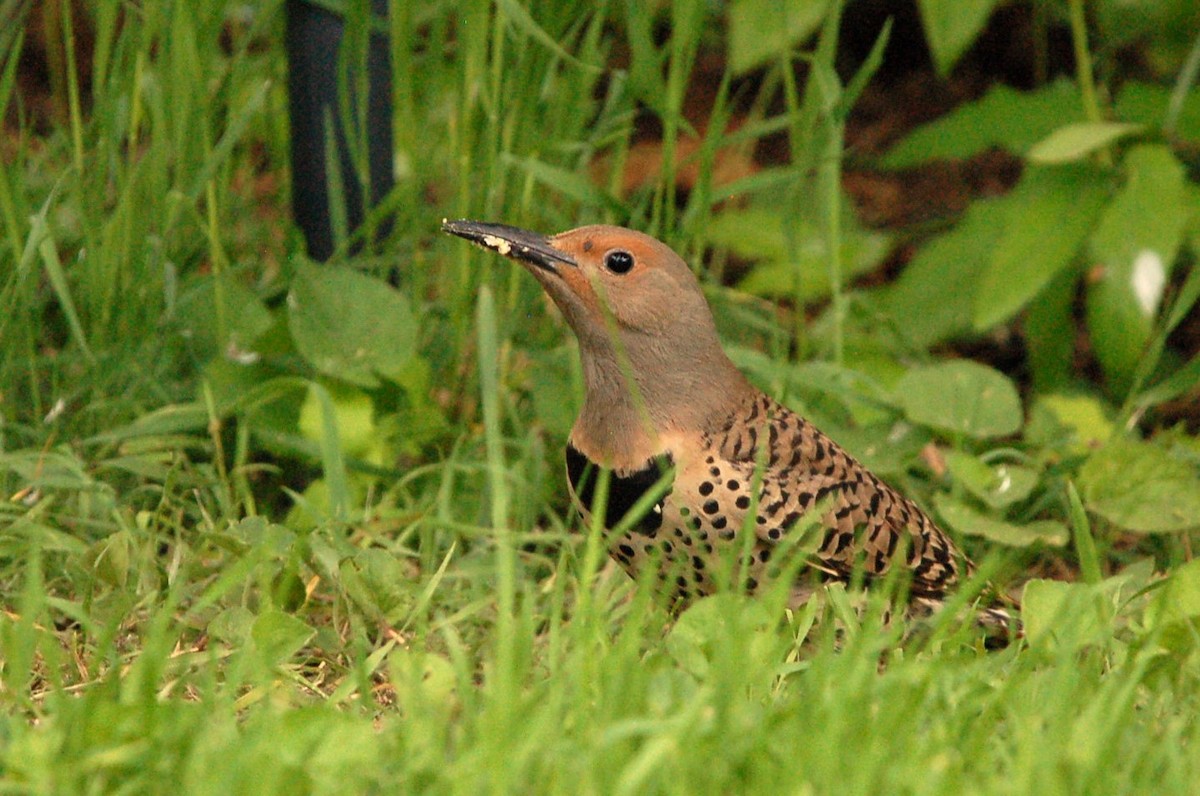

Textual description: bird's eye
[604,250,635,274]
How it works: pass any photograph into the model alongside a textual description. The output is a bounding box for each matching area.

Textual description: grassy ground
[3,1,1200,793]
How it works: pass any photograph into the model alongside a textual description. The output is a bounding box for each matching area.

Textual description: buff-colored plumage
[444,219,1007,629]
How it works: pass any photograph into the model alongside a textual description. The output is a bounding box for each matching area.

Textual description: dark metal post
[284,0,394,261]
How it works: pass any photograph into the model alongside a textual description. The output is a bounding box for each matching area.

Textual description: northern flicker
[444,219,1009,628]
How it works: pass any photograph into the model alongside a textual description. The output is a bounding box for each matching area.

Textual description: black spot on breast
[702,499,719,515]
[566,444,672,533]
[736,495,751,510]
[699,481,714,496]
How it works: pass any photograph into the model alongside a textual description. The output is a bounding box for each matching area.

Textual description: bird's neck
[570,338,753,472]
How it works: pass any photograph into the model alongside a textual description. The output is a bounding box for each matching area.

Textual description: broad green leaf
[202,358,305,431]
[1021,579,1109,650]
[1026,393,1114,453]
[227,516,297,557]
[666,594,779,679]
[713,208,890,300]
[84,530,135,588]
[287,262,417,387]
[916,0,1001,76]
[936,495,1067,547]
[973,166,1109,330]
[1078,437,1200,533]
[789,360,899,420]
[881,79,1080,168]
[1146,558,1200,627]
[339,548,416,625]
[1024,265,1076,392]
[727,0,829,75]
[175,271,273,362]
[1026,122,1144,164]
[896,360,1022,439]
[208,606,255,644]
[825,422,932,479]
[389,649,458,715]
[298,382,379,460]
[251,609,316,665]
[943,450,1038,509]
[877,196,1005,346]
[1085,145,1187,393]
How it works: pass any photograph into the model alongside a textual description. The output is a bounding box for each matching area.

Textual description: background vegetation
[2,0,1199,791]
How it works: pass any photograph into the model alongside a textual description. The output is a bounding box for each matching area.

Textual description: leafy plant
[3,1,1200,792]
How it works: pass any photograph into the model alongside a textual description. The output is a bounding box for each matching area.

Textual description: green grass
[3,1,1200,793]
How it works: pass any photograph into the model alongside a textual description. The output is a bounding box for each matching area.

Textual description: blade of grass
[33,182,96,365]
[1067,480,1102,585]
[475,285,517,689]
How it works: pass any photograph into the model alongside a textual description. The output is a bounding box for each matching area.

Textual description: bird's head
[443,220,713,345]
[444,219,750,463]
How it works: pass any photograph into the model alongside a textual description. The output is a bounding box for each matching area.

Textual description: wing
[711,393,964,598]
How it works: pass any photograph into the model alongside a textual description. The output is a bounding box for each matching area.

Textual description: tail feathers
[909,597,1023,649]
[792,586,1023,650]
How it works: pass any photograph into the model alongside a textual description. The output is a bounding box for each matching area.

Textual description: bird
[443,219,1012,634]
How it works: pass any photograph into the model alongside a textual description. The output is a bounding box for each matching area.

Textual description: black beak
[442,219,577,273]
